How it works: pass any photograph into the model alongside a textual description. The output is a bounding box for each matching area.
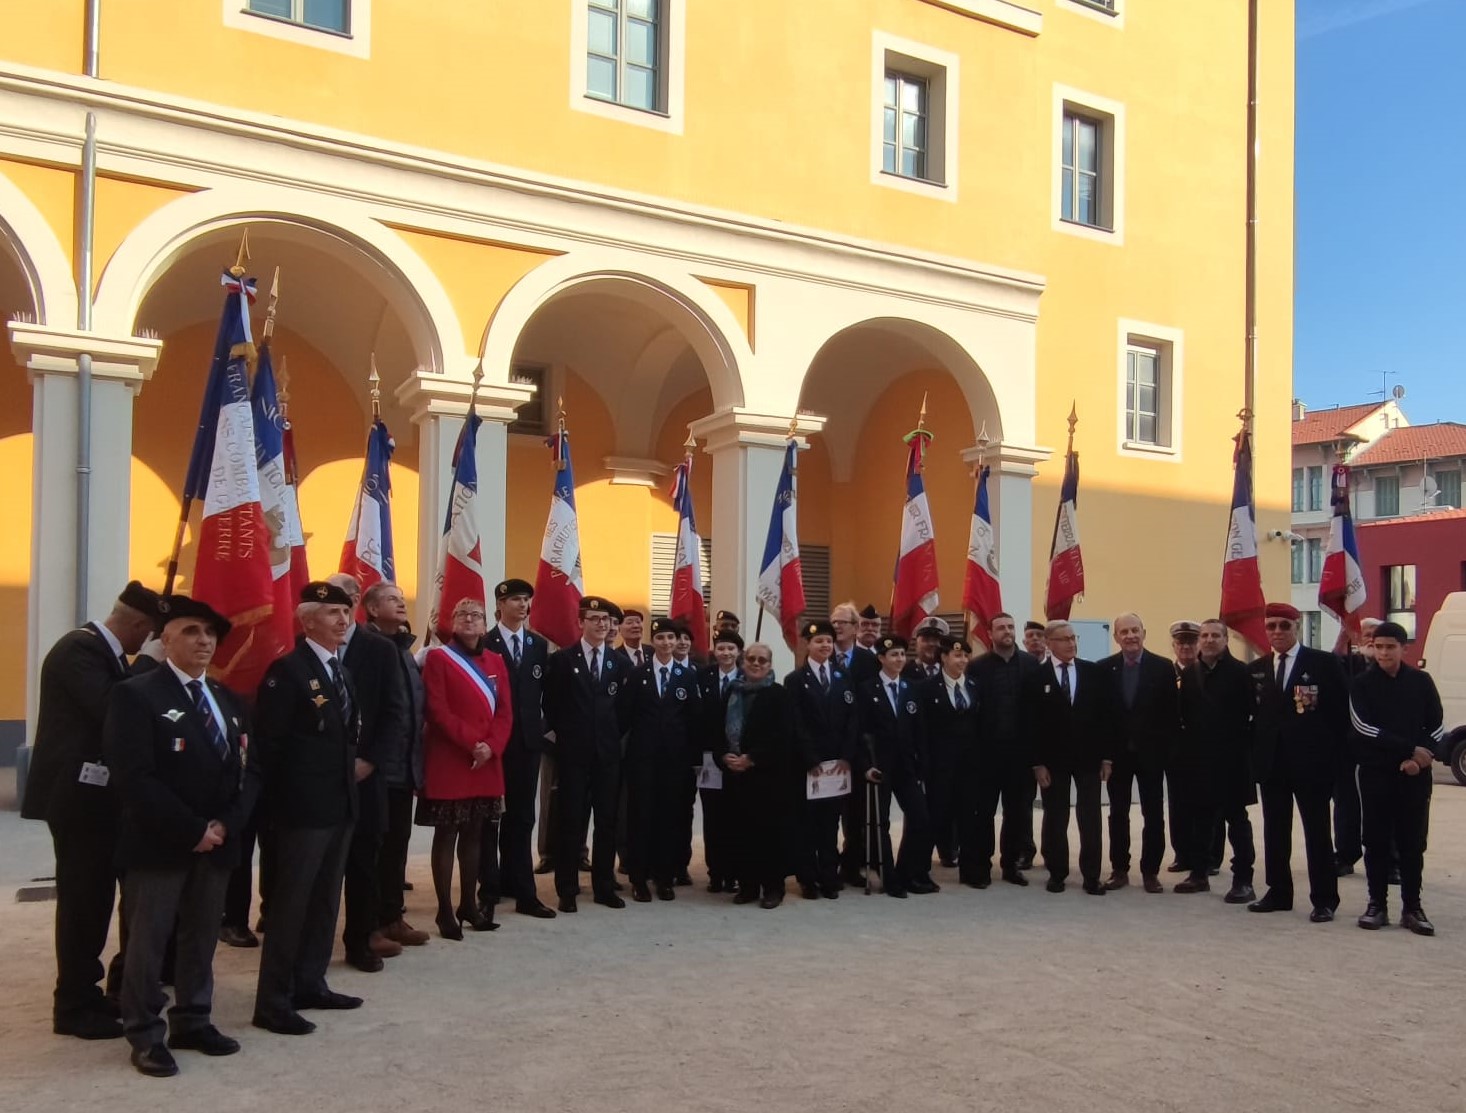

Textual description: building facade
[0,0,1294,749]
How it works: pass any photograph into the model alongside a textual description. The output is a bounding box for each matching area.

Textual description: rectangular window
[883,72,930,181]
[508,364,548,437]
[1291,541,1305,585]
[1306,466,1324,512]
[1306,538,1324,584]
[1304,611,1322,649]
[1384,564,1417,639]
[1061,111,1103,227]
[1375,474,1400,517]
[1292,467,1305,513]
[247,0,349,33]
[586,0,662,112]
[1124,345,1161,445]
[1434,469,1461,509]
[1117,325,1180,455]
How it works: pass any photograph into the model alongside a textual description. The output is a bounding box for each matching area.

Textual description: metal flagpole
[889,393,930,630]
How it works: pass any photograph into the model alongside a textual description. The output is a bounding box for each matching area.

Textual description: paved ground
[1,768,1462,1113]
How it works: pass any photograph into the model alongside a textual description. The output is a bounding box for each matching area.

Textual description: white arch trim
[0,169,79,329]
[480,250,752,411]
[91,185,468,376]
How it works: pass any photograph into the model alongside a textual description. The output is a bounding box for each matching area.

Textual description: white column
[8,324,161,742]
[692,411,826,676]
[963,441,1050,628]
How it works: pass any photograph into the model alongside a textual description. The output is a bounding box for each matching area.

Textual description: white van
[1420,592,1466,785]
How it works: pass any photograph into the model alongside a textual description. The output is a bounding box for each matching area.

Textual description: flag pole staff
[890,394,931,630]
[756,414,801,642]
[555,395,567,470]
[279,356,297,485]
[967,421,991,638]
[369,353,381,423]
[162,232,249,597]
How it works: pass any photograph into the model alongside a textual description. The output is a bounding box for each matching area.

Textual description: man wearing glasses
[1246,603,1349,922]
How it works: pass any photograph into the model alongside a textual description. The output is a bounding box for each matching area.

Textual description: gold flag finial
[369,353,381,419]
[262,266,280,341]
[278,355,291,409]
[788,413,799,439]
[918,391,929,427]
[974,422,991,474]
[230,229,250,279]
[557,394,567,431]
[684,430,697,452]
[1067,402,1079,434]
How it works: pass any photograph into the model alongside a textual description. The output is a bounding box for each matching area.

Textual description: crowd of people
[21,575,1448,1077]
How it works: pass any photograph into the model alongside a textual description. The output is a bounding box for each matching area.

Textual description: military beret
[859,604,881,621]
[1372,621,1408,643]
[650,617,677,637]
[1025,621,1046,633]
[1169,620,1201,640]
[621,608,645,621]
[713,629,745,649]
[117,580,164,625]
[940,635,972,655]
[802,620,836,640]
[875,635,907,657]
[158,594,232,640]
[914,616,950,638]
[1264,602,1301,621]
[494,578,535,601]
[579,596,613,615]
[716,610,740,626]
[302,581,353,607]
[672,621,692,638]
[606,601,625,622]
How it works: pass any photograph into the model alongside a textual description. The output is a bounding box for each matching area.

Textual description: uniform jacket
[254,642,362,829]
[901,659,943,687]
[698,665,741,757]
[22,623,133,824]
[544,642,629,762]
[917,672,981,772]
[621,658,702,766]
[420,643,512,800]
[103,665,259,871]
[1177,651,1256,808]
[1099,648,1181,770]
[483,625,550,755]
[1247,644,1348,783]
[1021,657,1117,774]
[833,644,880,689]
[1349,663,1446,771]
[858,673,926,782]
[784,661,861,771]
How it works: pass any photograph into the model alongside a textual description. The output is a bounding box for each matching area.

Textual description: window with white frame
[1306,465,1324,512]
[1054,87,1124,240]
[1062,111,1103,226]
[1291,541,1304,585]
[1117,323,1180,456]
[1124,344,1163,446]
[247,0,349,33]
[1306,538,1324,584]
[586,0,664,112]
[1375,473,1400,517]
[883,72,930,181]
[1059,0,1124,25]
[1384,564,1417,639]
[1303,611,1322,648]
[226,0,367,55]
[1292,468,1305,513]
[872,34,958,200]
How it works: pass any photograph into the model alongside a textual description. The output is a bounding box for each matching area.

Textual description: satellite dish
[1392,384,1407,400]
[1424,474,1438,499]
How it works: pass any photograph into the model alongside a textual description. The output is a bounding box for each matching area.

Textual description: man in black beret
[24,580,162,1040]
[715,610,741,636]
[856,605,883,652]
[104,597,255,1076]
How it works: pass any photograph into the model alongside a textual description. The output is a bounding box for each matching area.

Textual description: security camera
[1268,529,1304,542]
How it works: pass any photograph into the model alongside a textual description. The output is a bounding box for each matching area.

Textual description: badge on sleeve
[843,690,854,704]
[532,664,543,679]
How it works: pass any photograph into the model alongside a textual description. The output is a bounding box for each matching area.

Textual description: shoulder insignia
[309,678,321,691]
[163,708,186,722]
[676,688,688,700]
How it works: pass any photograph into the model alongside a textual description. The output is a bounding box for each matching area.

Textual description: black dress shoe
[1082,880,1107,896]
[1401,908,1435,936]
[458,904,499,932]
[1045,878,1066,893]
[631,881,653,903]
[1335,860,1356,877]
[515,900,557,919]
[674,872,693,887]
[557,896,578,913]
[1104,871,1129,891]
[1223,883,1256,905]
[1174,875,1210,894]
[1357,902,1388,930]
[218,924,259,949]
[1166,859,1189,873]
[534,858,555,875]
[656,884,676,901]
[594,893,626,909]
[707,877,725,893]
[800,883,820,900]
[885,887,908,899]
[732,890,759,905]
[840,868,867,888]
[403,879,414,891]
[53,1012,123,1040]
[908,878,940,895]
[345,949,384,973]
[293,990,363,1011]
[252,1011,316,1036]
[578,856,594,872]
[938,857,958,869]
[820,885,840,899]
[1002,869,1029,887]
[1309,906,1336,923]
[130,1043,179,1077]
[963,875,992,890]
[1247,892,1292,913]
[758,893,783,909]
[1015,855,1035,871]
[168,1025,241,1056]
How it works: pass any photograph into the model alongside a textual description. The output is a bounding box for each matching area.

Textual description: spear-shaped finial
[1067,402,1079,436]
[262,266,280,341]
[787,413,799,440]
[369,353,381,420]
[974,421,991,475]
[278,355,291,412]
[230,229,251,279]
[557,394,566,430]
[684,430,697,454]
[918,391,929,431]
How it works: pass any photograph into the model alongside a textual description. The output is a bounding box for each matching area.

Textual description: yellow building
[0,0,1294,747]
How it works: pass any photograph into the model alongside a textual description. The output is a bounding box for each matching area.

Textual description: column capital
[395,371,535,425]
[603,456,671,487]
[959,440,1051,477]
[689,408,828,453]
[8,322,162,392]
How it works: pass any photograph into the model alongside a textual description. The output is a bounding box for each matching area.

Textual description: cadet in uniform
[698,630,743,892]
[715,610,741,637]
[918,636,980,880]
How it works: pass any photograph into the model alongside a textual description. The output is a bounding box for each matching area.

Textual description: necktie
[633,648,642,667]
[1060,662,1072,704]
[721,675,731,697]
[1276,651,1288,689]
[954,683,967,711]
[819,664,830,692]
[660,665,669,697]
[328,657,353,721]
[187,680,229,759]
[590,647,600,682]
[888,681,899,712]
[511,632,522,665]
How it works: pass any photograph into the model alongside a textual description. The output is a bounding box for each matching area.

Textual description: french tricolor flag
[339,417,396,600]
[756,439,806,648]
[961,464,1002,648]
[1320,464,1367,637]
[1219,425,1268,653]
[428,411,485,642]
[533,427,585,648]
[1044,444,1084,621]
[669,448,708,655]
[249,340,306,659]
[890,430,940,640]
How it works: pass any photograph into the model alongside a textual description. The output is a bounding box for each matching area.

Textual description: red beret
[1264,602,1301,621]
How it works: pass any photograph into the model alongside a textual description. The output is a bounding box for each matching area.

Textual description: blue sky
[1294,0,1465,420]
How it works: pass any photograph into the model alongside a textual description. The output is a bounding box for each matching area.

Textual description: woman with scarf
[417,599,513,939]
[716,643,797,908]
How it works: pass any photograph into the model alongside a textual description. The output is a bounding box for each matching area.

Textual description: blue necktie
[187,680,228,759]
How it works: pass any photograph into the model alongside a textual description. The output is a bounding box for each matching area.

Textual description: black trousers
[840,776,869,878]
[1359,765,1431,908]
[798,795,844,890]
[223,814,275,929]
[1333,762,1363,866]
[925,749,961,865]
[677,768,697,874]
[1039,767,1103,886]
[378,785,414,925]
[872,771,934,893]
[479,744,541,907]
[341,773,386,952]
[1166,768,1188,866]
[254,822,352,1019]
[1107,758,1166,876]
[120,860,228,1051]
[1184,793,1254,885]
[727,771,789,897]
[48,815,125,1021]
[624,751,688,886]
[956,752,1033,880]
[555,751,620,901]
[700,784,733,883]
[1260,771,1338,911]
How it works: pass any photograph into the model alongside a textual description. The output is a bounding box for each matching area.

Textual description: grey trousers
[120,858,229,1051]
[253,823,352,1019]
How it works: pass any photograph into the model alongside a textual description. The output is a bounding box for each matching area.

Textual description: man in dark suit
[480,578,557,919]
[1099,613,1180,893]
[104,596,257,1077]
[251,582,363,1036]
[1246,602,1349,922]
[786,620,860,899]
[697,630,743,892]
[543,596,630,913]
[23,581,161,1040]
[831,603,880,887]
[858,636,938,898]
[918,636,981,882]
[1023,620,1117,895]
[328,573,409,973]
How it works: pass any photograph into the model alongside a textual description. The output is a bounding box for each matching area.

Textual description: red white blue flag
[1219,426,1268,653]
[428,411,485,642]
[533,427,585,648]
[249,340,306,662]
[339,418,396,599]
[669,449,708,655]
[756,439,806,648]
[890,429,939,640]
[1044,445,1084,621]
[961,464,1002,648]
[1320,465,1367,638]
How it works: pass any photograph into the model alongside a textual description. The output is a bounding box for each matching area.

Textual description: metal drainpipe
[75,0,100,625]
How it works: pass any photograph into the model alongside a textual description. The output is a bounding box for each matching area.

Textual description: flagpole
[163,232,250,597]
[967,422,990,641]
[369,353,381,423]
[279,356,297,484]
[889,394,931,631]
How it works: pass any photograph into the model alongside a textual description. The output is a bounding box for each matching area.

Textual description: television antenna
[1367,368,1398,400]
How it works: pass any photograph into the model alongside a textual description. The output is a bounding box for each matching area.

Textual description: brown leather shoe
[380,919,430,947]
[367,930,404,958]
[1142,873,1164,894]
[1104,871,1129,891]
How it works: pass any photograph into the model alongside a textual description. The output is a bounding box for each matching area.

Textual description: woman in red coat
[417,599,513,939]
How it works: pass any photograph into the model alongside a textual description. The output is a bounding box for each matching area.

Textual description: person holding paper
[785,620,860,900]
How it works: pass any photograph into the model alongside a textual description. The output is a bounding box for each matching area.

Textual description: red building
[1356,509,1466,665]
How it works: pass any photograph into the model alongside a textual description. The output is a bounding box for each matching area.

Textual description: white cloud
[1297,0,1443,41]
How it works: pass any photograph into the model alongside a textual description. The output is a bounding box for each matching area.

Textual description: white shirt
[944,673,967,709]
[167,659,226,735]
[1274,647,1299,688]
[95,621,125,664]
[305,637,342,672]
[498,622,525,657]
[337,623,358,660]
[623,642,645,667]
[882,675,902,713]
[1051,658,1077,702]
[581,639,605,674]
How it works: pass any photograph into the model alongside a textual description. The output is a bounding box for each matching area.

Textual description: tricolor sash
[433,643,499,715]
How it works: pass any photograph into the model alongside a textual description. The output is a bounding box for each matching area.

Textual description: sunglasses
[1264,621,1294,631]
[743,655,772,665]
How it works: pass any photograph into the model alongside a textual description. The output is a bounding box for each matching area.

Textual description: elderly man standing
[24,581,161,1040]
[105,596,256,1076]
[252,582,364,1035]
[1099,613,1179,894]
